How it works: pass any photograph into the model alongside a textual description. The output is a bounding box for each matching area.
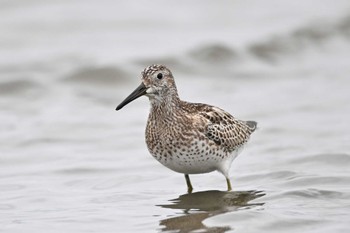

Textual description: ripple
[261,217,323,232]
[64,66,130,87]
[280,188,347,199]
[0,204,15,210]
[0,79,43,97]
[238,170,298,183]
[188,44,237,64]
[0,184,26,191]
[56,167,116,175]
[289,153,350,166]
[248,15,350,62]
[338,15,350,37]
[283,175,350,188]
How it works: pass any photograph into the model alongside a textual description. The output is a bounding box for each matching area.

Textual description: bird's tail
[246,121,258,132]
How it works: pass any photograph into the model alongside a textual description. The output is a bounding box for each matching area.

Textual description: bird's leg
[226,177,232,191]
[185,174,193,193]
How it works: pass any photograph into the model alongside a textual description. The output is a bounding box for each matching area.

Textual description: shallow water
[1,0,350,232]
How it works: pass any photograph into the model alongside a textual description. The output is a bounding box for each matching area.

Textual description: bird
[116,64,257,193]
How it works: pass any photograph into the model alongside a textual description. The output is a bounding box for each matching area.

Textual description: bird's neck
[149,93,181,120]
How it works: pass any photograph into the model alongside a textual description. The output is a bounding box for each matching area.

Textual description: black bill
[116,83,147,110]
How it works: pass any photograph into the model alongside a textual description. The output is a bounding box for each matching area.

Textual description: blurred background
[1,0,350,232]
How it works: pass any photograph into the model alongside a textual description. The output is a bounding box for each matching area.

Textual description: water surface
[1,0,350,232]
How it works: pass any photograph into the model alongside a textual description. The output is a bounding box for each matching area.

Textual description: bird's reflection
[157,190,265,233]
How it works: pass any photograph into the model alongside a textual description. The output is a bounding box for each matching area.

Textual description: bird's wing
[197,105,255,152]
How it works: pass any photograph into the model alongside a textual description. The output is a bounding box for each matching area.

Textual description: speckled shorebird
[116,64,257,193]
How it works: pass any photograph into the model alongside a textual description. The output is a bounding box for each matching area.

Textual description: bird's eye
[157,73,163,79]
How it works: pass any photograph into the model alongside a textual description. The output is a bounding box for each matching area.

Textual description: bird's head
[116,64,178,110]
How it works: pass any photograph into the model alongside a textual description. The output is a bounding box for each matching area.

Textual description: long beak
[116,83,147,110]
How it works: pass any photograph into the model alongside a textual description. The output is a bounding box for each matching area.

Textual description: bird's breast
[145,119,230,174]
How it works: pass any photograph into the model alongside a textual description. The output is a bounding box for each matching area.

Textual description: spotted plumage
[116,64,257,193]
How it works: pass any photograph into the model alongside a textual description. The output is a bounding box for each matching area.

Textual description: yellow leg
[185,174,193,193]
[226,177,232,191]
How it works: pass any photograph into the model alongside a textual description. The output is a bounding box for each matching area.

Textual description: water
[1,0,350,232]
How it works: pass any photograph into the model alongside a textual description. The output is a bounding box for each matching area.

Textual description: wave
[249,15,350,62]
[0,79,43,97]
[63,66,131,87]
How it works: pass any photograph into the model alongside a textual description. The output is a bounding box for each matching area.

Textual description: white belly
[148,140,244,175]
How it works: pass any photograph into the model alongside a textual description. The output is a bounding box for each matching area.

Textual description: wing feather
[199,106,255,152]
[179,101,257,152]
